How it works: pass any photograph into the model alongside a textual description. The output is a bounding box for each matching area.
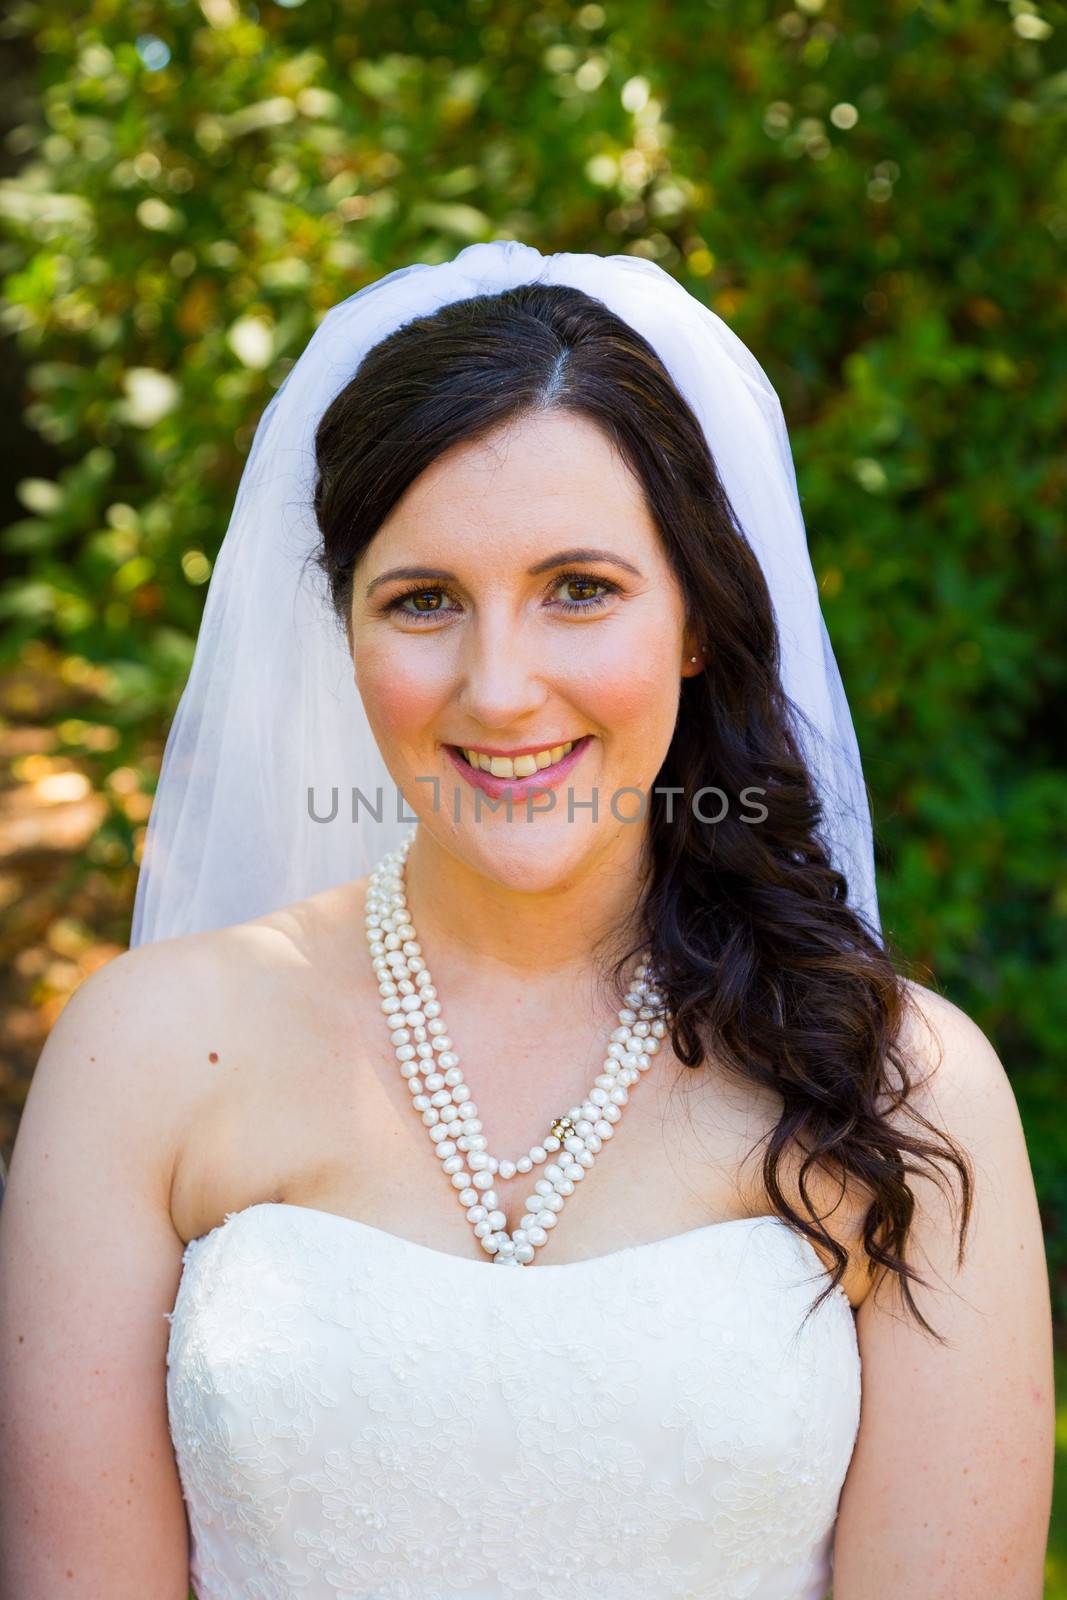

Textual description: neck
[399,825,650,986]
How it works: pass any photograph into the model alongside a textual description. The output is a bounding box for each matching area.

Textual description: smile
[443,735,593,794]
[460,740,576,777]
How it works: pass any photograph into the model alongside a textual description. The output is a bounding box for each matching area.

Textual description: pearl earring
[689,655,698,664]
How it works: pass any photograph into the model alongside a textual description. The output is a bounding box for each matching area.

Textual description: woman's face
[350,409,701,893]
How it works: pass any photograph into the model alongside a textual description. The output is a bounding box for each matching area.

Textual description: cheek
[353,639,450,749]
[569,620,681,733]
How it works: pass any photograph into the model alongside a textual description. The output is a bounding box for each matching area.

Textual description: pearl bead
[371,832,667,1267]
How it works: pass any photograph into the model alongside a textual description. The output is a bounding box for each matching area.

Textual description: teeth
[461,740,576,778]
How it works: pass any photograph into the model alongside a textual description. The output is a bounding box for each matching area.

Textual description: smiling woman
[0,243,1053,1599]
[333,404,704,894]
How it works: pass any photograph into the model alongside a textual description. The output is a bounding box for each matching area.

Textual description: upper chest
[168,927,872,1306]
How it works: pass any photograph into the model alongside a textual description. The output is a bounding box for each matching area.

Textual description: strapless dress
[165,1203,861,1599]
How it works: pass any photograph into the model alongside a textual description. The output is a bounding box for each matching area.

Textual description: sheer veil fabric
[130,240,880,947]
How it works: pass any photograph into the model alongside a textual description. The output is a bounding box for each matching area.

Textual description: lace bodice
[165,1203,861,1599]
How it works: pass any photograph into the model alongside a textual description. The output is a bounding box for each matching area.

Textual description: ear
[681,630,704,678]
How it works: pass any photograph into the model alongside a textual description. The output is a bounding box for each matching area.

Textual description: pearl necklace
[365,825,671,1267]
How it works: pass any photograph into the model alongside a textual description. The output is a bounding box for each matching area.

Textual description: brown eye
[551,572,619,614]
[565,578,601,603]
[385,585,458,620]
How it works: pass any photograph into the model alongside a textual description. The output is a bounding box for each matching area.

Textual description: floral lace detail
[166,1206,861,1600]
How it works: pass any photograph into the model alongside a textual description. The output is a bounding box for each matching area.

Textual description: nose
[453,606,550,731]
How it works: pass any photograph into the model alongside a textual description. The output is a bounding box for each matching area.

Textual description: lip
[443,735,593,797]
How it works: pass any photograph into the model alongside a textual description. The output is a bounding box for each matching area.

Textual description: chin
[444,813,610,893]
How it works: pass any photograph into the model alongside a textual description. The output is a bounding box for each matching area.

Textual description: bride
[0,242,1053,1598]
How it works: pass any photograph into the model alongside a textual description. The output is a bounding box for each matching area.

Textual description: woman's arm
[0,946,194,1599]
[831,983,1055,1599]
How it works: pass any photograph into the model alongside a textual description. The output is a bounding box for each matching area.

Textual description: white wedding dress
[165,1203,861,1600]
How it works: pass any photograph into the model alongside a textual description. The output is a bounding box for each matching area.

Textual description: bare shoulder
[23,874,372,1211]
[888,975,1021,1149]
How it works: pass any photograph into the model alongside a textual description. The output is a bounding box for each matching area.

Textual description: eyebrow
[364,547,644,600]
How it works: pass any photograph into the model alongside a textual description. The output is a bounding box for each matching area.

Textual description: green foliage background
[0,0,1064,1548]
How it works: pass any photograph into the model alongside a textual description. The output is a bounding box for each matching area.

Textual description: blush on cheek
[568,641,678,730]
[354,648,451,753]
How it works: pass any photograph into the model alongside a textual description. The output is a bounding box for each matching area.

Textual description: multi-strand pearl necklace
[365,825,671,1267]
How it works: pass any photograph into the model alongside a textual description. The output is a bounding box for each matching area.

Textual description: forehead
[368,410,663,566]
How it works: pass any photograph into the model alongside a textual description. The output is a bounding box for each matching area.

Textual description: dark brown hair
[310,279,972,1335]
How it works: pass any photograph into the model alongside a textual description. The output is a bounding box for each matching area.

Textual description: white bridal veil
[129,239,880,948]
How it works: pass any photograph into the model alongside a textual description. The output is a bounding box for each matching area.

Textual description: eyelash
[382,570,622,624]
